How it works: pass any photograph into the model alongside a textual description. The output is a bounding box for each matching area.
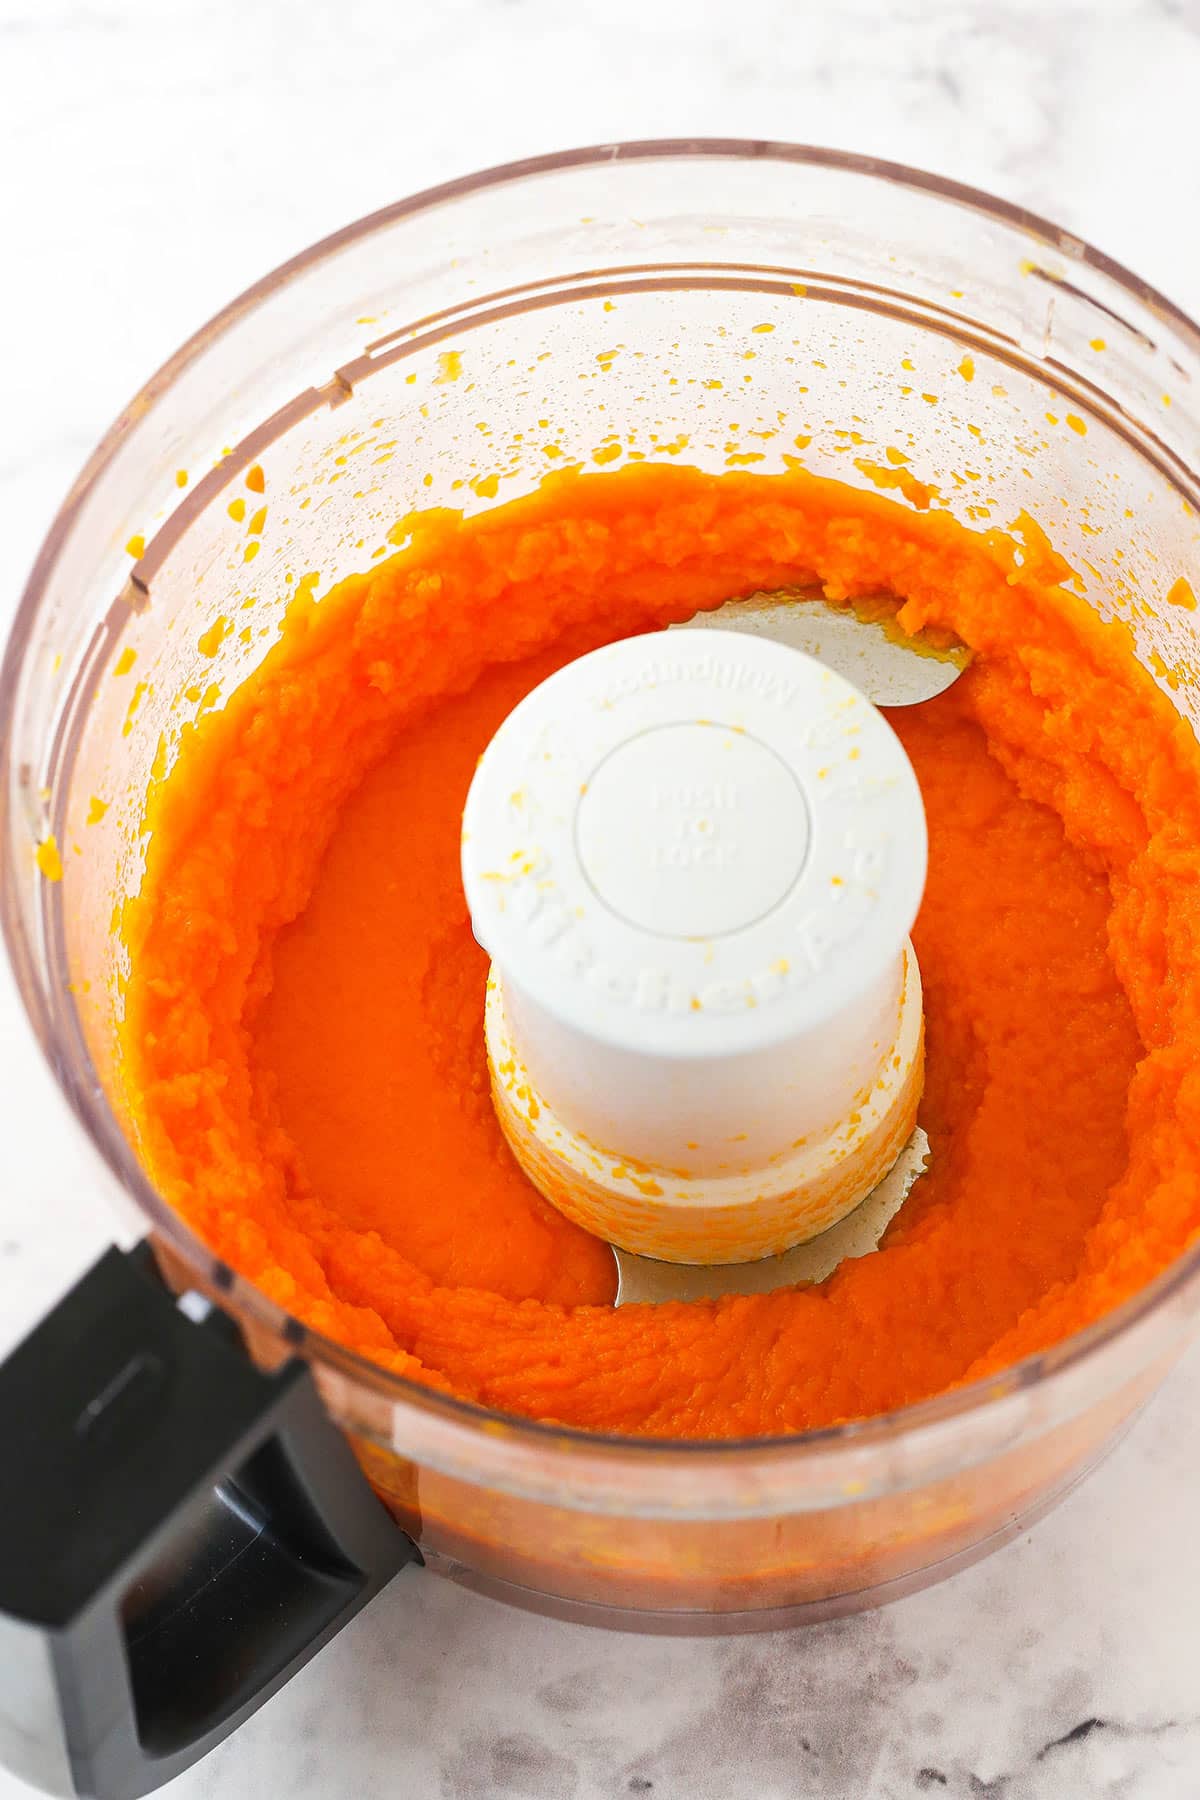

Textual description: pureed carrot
[119,463,1200,1438]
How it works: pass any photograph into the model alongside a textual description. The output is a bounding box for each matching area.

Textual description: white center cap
[575,722,810,939]
[461,627,927,1063]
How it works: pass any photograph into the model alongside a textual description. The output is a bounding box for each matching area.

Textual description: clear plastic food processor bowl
[4,142,1200,1631]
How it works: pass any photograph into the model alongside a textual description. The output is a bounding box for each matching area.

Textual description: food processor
[2,141,1199,1800]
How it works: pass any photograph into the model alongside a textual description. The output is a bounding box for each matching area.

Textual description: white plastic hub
[461,629,928,1264]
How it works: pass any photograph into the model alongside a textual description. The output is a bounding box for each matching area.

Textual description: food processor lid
[461,627,927,1060]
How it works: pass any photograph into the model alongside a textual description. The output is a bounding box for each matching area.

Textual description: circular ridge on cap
[461,628,927,1060]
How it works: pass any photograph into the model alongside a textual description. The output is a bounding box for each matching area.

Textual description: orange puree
[120,464,1200,1438]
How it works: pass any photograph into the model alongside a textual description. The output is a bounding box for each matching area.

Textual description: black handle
[0,1244,419,1800]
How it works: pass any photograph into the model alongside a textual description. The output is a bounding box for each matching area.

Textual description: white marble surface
[3,1,1200,1795]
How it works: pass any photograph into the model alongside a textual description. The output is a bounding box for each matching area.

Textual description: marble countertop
[3,1,1200,1795]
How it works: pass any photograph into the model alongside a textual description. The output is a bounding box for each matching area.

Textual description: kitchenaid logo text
[594,655,800,711]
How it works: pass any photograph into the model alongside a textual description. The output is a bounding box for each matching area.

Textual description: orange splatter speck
[244,541,260,564]
[435,351,463,384]
[1150,649,1181,690]
[957,356,975,382]
[175,469,188,488]
[1065,414,1087,436]
[121,681,148,737]
[245,465,265,493]
[86,796,109,826]
[1168,578,1197,611]
[228,498,246,523]
[198,617,231,658]
[113,646,137,678]
[854,459,938,510]
[1090,337,1106,352]
[247,506,268,535]
[125,534,145,559]
[36,837,63,882]
[751,323,775,334]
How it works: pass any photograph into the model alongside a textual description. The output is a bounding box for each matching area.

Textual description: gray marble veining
[2,1,1200,1796]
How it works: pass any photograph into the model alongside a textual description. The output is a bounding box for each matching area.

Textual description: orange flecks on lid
[86,795,109,825]
[125,534,145,559]
[113,646,137,678]
[1065,414,1087,436]
[175,470,188,488]
[245,464,265,493]
[751,323,775,334]
[243,541,260,564]
[1090,337,1107,352]
[1167,577,1197,611]
[435,351,463,384]
[956,356,975,382]
[228,498,246,522]
[247,505,268,536]
[469,473,501,499]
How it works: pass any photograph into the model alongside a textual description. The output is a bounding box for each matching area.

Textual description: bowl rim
[4,135,1200,1480]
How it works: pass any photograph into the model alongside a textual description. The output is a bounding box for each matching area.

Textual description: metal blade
[612,1127,930,1306]
[670,591,968,706]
